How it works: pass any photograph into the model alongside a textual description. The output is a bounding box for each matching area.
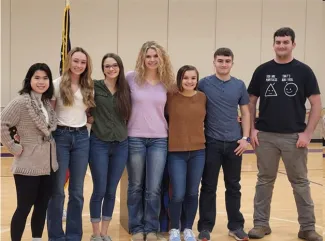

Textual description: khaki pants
[253,131,316,231]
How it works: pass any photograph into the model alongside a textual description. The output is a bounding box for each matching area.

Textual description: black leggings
[11,174,53,241]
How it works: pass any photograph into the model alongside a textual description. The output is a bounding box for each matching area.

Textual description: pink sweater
[126,71,168,138]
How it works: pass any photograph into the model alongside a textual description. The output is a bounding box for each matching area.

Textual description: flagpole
[61,0,71,190]
[60,0,71,75]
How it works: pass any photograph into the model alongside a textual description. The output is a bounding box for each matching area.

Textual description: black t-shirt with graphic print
[247,59,320,133]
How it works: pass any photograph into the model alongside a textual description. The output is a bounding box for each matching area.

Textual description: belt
[57,125,87,131]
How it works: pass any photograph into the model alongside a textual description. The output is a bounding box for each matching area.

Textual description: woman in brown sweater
[166,65,206,241]
[0,63,58,241]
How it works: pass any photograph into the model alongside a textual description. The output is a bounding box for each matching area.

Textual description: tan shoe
[298,230,323,241]
[146,232,158,241]
[131,232,145,241]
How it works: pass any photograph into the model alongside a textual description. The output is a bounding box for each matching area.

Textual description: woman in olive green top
[88,53,132,241]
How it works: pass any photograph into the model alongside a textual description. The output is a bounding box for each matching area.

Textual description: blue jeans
[89,133,128,222]
[168,150,205,230]
[47,127,89,241]
[127,137,167,234]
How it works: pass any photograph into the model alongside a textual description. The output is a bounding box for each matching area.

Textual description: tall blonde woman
[47,47,95,241]
[126,41,175,241]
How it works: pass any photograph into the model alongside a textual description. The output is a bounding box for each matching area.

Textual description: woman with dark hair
[0,63,58,241]
[87,53,131,241]
[166,65,206,241]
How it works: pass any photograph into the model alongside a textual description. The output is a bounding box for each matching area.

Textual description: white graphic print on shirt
[265,74,278,97]
[282,74,298,97]
[284,82,298,96]
[264,73,298,97]
[265,83,277,96]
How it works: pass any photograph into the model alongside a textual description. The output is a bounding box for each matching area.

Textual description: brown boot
[248,226,272,239]
[298,230,323,241]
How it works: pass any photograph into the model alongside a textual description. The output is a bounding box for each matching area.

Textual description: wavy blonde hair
[60,47,95,107]
[135,41,175,90]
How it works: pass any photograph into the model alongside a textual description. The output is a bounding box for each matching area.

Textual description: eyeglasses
[104,64,119,69]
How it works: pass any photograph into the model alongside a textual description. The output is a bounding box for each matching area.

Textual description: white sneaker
[183,229,196,241]
[102,235,113,241]
[169,229,181,241]
[90,235,102,241]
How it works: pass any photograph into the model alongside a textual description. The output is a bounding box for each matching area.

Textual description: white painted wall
[1,0,324,137]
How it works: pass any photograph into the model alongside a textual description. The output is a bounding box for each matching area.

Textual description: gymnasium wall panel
[1,0,10,106]
[167,0,216,78]
[70,0,118,80]
[10,0,63,99]
[215,0,262,87]
[117,0,169,72]
[260,0,307,63]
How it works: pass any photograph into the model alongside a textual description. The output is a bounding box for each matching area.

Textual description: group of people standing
[0,27,322,241]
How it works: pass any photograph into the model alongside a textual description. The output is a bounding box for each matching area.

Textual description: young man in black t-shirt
[247,27,322,241]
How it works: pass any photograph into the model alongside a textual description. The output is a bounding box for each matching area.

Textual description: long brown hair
[101,53,132,121]
[60,47,95,108]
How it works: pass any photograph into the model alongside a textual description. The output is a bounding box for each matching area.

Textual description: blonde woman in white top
[47,47,95,241]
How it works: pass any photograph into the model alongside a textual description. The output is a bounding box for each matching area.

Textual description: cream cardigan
[1,91,58,175]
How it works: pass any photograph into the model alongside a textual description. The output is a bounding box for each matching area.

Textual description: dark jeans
[89,133,128,222]
[198,136,245,232]
[127,137,168,234]
[168,149,205,230]
[47,127,89,241]
[11,174,53,241]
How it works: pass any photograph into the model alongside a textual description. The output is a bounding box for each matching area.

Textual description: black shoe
[229,228,249,241]
[198,230,210,241]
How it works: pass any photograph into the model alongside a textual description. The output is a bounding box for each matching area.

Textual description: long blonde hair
[60,47,95,107]
[135,41,175,90]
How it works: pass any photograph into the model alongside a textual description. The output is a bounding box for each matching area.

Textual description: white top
[41,102,49,123]
[52,77,87,127]
[33,91,49,123]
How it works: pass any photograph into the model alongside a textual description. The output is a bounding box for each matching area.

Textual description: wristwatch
[242,136,251,143]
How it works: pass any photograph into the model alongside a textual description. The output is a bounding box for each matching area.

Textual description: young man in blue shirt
[197,48,250,241]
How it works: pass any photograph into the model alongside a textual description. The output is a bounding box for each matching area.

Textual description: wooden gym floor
[1,143,324,241]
